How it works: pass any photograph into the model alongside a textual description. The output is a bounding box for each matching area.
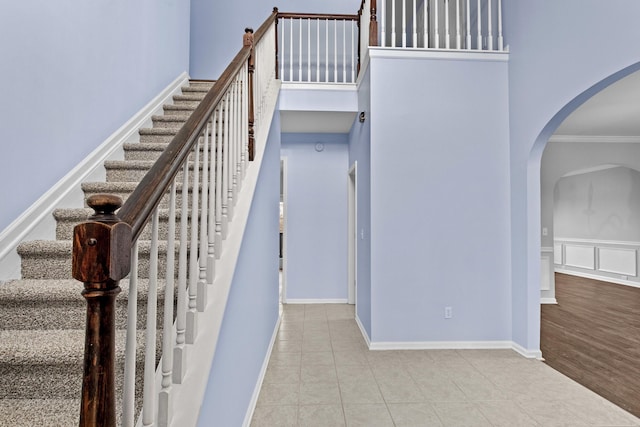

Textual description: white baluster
[158,182,176,427]
[487,0,493,50]
[215,105,224,257]
[456,0,461,48]
[343,20,346,83]
[402,0,407,47]
[235,78,242,192]
[197,121,210,312]
[391,0,396,47]
[289,18,293,81]
[466,0,471,49]
[186,139,201,343]
[122,242,138,427]
[173,160,189,381]
[298,19,303,81]
[142,210,159,427]
[280,18,284,80]
[240,71,247,178]
[223,92,233,225]
[351,21,355,82]
[307,18,311,82]
[477,0,482,49]
[497,0,503,50]
[316,21,320,82]
[445,0,450,49]
[334,21,337,82]
[381,0,386,47]
[413,0,417,47]
[424,0,429,48]
[434,0,440,48]
[325,19,329,83]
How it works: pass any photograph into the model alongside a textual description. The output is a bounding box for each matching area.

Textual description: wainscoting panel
[598,247,637,276]
[554,243,563,265]
[564,244,595,270]
[541,249,552,291]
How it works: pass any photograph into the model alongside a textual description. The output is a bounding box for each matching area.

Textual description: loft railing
[72,9,277,427]
[378,0,504,51]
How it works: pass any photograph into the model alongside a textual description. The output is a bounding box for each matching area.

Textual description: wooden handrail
[118,9,277,241]
[277,12,359,21]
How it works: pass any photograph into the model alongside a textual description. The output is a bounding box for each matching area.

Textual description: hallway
[250,304,640,426]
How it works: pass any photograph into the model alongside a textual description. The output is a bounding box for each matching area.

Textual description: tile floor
[250,304,640,427]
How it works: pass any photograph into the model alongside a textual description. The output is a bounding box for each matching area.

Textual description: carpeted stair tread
[0,399,79,427]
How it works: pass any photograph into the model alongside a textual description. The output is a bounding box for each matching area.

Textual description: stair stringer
[0,72,189,282]
[166,80,281,427]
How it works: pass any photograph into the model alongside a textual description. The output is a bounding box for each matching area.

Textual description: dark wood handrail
[118,9,278,241]
[277,12,359,21]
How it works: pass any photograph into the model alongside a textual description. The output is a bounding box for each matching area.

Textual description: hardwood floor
[541,273,640,418]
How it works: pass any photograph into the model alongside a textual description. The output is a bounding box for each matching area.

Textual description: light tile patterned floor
[251,304,640,427]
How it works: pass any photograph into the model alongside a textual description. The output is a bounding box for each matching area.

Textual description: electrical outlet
[444,306,453,319]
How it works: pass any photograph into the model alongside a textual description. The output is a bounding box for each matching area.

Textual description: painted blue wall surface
[281,133,349,301]
[348,67,372,338]
[190,0,360,79]
[369,53,512,343]
[197,109,281,426]
[504,0,640,352]
[0,0,190,232]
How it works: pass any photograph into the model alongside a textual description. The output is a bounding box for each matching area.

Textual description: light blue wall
[190,0,360,79]
[369,54,511,343]
[0,0,191,232]
[197,109,281,426]
[281,133,349,301]
[504,0,640,352]
[348,67,372,338]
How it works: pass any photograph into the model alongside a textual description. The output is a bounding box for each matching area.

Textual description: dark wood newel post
[370,0,378,46]
[73,194,131,427]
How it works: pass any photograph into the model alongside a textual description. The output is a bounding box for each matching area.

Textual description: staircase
[0,80,214,427]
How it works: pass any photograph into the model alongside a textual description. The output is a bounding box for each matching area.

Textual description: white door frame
[348,162,358,305]
[281,157,289,304]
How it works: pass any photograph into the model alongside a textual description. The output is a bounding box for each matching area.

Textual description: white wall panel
[564,244,595,270]
[598,247,637,276]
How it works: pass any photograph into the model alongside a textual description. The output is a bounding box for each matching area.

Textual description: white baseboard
[368,340,514,351]
[285,299,349,304]
[0,72,189,282]
[541,297,558,304]
[242,314,281,427]
[511,342,543,359]
[555,268,640,289]
[355,313,371,348]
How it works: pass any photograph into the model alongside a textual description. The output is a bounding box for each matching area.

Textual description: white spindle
[487,0,493,50]
[497,0,503,50]
[307,19,311,82]
[240,71,247,178]
[343,20,346,83]
[197,120,210,312]
[466,0,471,49]
[186,139,200,343]
[215,105,224,256]
[158,181,176,426]
[325,19,329,82]
[235,78,242,192]
[351,22,355,82]
[423,0,428,48]
[334,21,337,82]
[445,0,450,49]
[391,0,396,47]
[402,0,407,47]
[434,0,439,48]
[413,0,417,47]
[289,18,293,81]
[316,21,320,82]
[142,210,159,426]
[173,160,189,380]
[456,0,461,48]
[477,0,482,49]
[298,19,303,81]
[381,0,386,47]
[223,91,232,225]
[280,19,284,80]
[122,243,138,427]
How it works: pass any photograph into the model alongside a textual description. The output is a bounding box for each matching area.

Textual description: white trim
[170,79,282,427]
[541,298,558,304]
[355,314,371,348]
[348,162,357,305]
[285,299,349,304]
[280,82,357,91]
[369,340,513,351]
[511,342,543,360]
[242,314,282,427]
[369,46,509,62]
[541,246,553,253]
[555,237,640,247]
[0,71,189,281]
[561,164,620,177]
[356,52,370,89]
[555,268,640,289]
[280,157,289,304]
[548,135,640,144]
